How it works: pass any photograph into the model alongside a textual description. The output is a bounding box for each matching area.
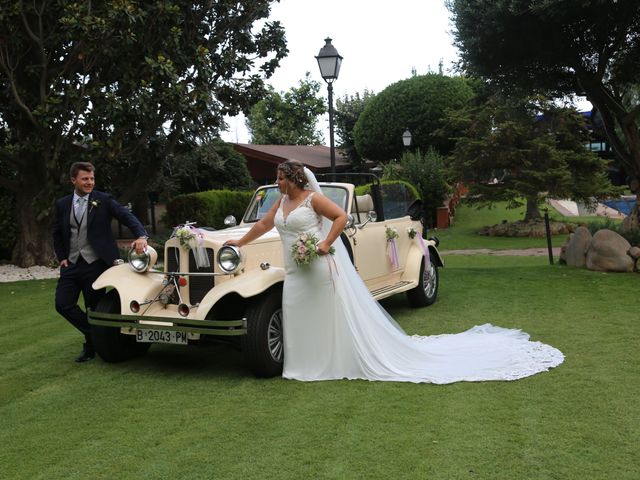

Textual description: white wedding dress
[274,175,564,384]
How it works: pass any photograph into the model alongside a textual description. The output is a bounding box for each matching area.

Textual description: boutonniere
[89,199,100,213]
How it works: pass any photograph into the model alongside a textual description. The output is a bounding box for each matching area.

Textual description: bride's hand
[316,240,332,255]
[224,239,241,247]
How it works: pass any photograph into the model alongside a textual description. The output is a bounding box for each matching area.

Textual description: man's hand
[60,259,69,268]
[131,237,148,254]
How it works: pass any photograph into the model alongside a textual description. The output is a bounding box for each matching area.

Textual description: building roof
[233,143,350,171]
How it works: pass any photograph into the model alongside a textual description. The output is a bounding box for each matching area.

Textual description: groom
[53,162,148,362]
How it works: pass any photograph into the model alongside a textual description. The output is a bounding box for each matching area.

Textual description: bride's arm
[311,194,348,255]
[224,197,281,248]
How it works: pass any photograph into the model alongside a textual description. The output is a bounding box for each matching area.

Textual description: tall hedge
[353,74,475,161]
[165,189,254,230]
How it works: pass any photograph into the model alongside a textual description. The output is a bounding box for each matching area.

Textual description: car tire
[241,287,284,378]
[406,256,439,308]
[91,290,151,362]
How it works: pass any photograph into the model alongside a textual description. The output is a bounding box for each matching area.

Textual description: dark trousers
[55,257,108,348]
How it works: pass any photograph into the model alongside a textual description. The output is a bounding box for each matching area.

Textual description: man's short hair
[70,162,95,178]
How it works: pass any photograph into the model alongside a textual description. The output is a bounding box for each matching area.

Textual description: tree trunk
[13,187,55,267]
[524,197,541,222]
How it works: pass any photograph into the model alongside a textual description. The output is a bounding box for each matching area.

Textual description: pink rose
[298,245,307,255]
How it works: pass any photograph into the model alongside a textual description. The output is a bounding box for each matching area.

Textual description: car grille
[189,249,215,304]
[166,246,215,305]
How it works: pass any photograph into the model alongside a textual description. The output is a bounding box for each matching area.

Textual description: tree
[447,0,640,223]
[246,73,326,145]
[448,94,617,221]
[334,90,375,171]
[0,1,287,266]
[384,149,450,228]
[170,140,254,194]
[353,74,475,162]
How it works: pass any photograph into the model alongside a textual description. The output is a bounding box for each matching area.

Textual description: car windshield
[243,185,349,223]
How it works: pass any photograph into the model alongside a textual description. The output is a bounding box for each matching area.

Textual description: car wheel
[241,287,284,378]
[91,290,151,362]
[406,256,439,308]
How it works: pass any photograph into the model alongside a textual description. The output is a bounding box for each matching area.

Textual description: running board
[370,280,416,299]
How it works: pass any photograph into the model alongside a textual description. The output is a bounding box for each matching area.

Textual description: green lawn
[435,200,620,250]
[2,257,638,479]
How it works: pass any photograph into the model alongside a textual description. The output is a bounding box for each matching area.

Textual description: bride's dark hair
[277,160,307,189]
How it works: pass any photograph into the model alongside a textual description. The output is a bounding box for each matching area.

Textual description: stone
[585,229,634,272]
[629,246,640,260]
[562,226,592,268]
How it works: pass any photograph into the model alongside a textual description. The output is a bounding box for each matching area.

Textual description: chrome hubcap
[423,262,436,297]
[267,308,283,362]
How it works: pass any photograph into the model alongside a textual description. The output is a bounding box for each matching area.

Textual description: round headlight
[128,246,157,273]
[217,245,244,274]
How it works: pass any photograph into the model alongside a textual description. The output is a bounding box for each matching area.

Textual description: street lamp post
[316,38,342,181]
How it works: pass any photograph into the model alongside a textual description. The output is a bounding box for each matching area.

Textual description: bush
[583,217,640,247]
[353,74,475,161]
[355,180,420,220]
[165,189,254,230]
[378,149,450,228]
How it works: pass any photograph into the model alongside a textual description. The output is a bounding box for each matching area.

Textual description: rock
[629,246,640,260]
[562,226,592,268]
[585,229,634,272]
[479,220,574,237]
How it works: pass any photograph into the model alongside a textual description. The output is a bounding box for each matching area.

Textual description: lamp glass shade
[316,38,342,81]
[402,129,412,147]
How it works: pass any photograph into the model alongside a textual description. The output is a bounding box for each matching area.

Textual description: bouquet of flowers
[385,226,399,242]
[291,232,335,266]
[175,226,196,250]
[172,223,210,268]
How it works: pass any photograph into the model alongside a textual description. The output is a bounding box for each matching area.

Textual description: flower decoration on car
[385,226,399,242]
[174,226,196,250]
[89,199,100,213]
[407,226,417,239]
[385,226,400,270]
[291,232,334,267]
[172,224,210,268]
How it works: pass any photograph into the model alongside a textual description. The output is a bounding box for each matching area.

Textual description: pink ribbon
[388,238,399,270]
[417,235,430,264]
[325,254,338,291]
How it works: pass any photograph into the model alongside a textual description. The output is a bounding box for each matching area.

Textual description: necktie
[75,197,87,219]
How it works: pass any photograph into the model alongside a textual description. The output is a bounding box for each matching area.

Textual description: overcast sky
[221,0,460,144]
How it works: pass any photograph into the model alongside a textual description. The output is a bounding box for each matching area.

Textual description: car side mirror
[358,210,378,229]
[224,215,237,227]
[345,214,355,229]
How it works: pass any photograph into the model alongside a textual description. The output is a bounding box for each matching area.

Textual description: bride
[225,161,564,383]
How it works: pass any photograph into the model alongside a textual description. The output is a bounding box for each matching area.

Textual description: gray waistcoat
[69,206,98,264]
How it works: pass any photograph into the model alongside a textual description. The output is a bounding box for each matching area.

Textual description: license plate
[136,329,188,345]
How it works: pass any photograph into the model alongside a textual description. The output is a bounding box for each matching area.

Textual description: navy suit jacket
[53,190,147,266]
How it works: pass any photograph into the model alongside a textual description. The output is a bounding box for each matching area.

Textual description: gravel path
[0,247,562,283]
[0,265,59,283]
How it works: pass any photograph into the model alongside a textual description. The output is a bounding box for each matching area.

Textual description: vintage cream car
[88,176,443,377]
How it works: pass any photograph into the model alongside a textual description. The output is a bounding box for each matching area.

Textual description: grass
[435,200,621,250]
[2,256,639,480]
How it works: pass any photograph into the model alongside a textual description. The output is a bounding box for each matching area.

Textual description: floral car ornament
[385,226,400,270]
[171,222,210,268]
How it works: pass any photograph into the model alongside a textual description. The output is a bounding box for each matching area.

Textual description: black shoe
[75,346,95,363]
